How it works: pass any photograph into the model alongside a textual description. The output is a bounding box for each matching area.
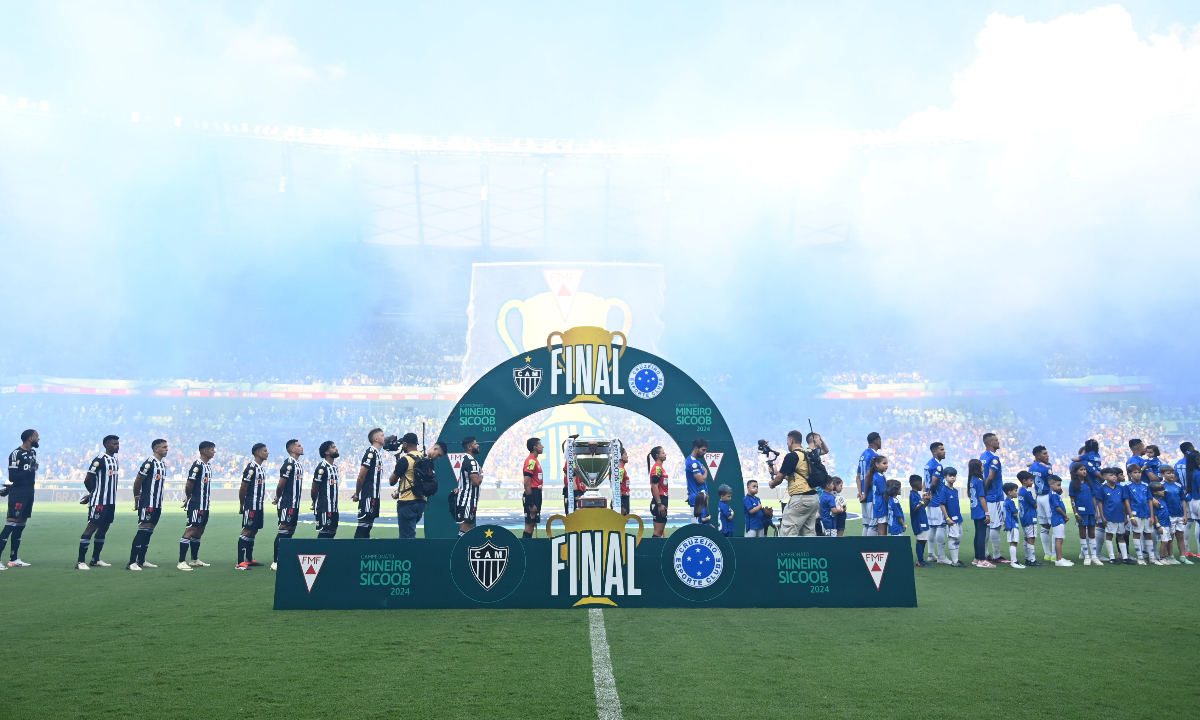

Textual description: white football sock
[949,538,959,563]
[1040,528,1052,557]
[989,528,1001,557]
[1024,542,1036,563]
[1009,546,1018,564]
[1118,541,1129,559]
[1106,538,1115,559]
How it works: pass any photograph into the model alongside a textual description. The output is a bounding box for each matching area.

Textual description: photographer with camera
[766,430,830,536]
[388,432,444,539]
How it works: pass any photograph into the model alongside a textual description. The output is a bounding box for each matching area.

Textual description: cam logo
[469,540,509,590]
[674,535,723,588]
[547,326,628,403]
[548,508,643,606]
[513,363,543,398]
[298,554,327,593]
[862,551,889,590]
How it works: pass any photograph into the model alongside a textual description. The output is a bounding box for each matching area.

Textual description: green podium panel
[274,524,916,610]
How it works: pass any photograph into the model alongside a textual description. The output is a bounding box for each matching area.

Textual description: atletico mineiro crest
[469,541,509,590]
[513,364,542,398]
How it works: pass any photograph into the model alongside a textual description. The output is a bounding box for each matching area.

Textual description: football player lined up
[0,429,40,569]
[272,439,306,571]
[178,441,216,571]
[77,435,120,570]
[352,429,386,538]
[236,443,269,570]
[127,439,169,571]
[311,441,340,539]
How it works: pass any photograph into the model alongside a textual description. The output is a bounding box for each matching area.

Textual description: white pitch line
[588,608,623,720]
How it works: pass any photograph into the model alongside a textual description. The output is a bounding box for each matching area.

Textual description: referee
[0,429,39,569]
[453,437,483,537]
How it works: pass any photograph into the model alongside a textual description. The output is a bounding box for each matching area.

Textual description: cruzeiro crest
[469,540,509,590]
[513,363,543,399]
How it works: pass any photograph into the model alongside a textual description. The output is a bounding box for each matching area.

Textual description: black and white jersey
[456,454,481,511]
[186,460,212,511]
[7,447,38,489]
[241,461,267,511]
[278,457,305,509]
[359,446,383,500]
[313,460,339,513]
[87,454,119,507]
[136,457,167,510]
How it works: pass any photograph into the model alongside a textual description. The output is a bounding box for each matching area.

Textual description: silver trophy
[564,436,621,510]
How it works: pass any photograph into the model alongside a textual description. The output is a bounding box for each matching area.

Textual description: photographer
[768,430,828,537]
[389,433,442,539]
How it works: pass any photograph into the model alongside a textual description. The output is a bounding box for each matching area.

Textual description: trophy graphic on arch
[563,435,623,510]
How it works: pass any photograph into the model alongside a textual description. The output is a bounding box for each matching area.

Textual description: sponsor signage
[274,527,916,610]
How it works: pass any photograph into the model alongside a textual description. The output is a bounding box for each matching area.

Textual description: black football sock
[139,528,154,564]
[179,537,191,562]
[78,533,93,564]
[8,523,24,560]
[129,529,144,566]
[237,535,248,563]
[354,525,370,539]
[190,538,201,560]
[246,537,255,562]
[91,526,108,562]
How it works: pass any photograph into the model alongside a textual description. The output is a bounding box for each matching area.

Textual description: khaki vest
[396,451,422,502]
[786,450,813,495]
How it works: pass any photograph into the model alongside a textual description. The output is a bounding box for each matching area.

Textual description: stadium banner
[429,326,744,538]
[275,524,916,610]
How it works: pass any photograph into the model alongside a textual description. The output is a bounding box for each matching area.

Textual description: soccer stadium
[4,3,1200,718]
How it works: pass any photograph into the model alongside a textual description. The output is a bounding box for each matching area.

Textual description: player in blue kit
[980,433,1007,564]
[967,459,993,567]
[1048,476,1073,566]
[1016,472,1043,566]
[1160,466,1192,564]
[1002,483,1025,568]
[1183,443,1200,559]
[1123,464,1153,565]
[942,468,967,567]
[1149,482,1175,565]
[1068,462,1102,565]
[1173,449,1194,558]
[1097,468,1131,564]
[684,439,710,525]
[857,433,882,536]
[924,443,949,564]
[1027,445,1055,562]
[909,475,930,567]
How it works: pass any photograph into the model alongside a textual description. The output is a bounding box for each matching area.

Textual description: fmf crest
[469,540,509,590]
[513,364,543,398]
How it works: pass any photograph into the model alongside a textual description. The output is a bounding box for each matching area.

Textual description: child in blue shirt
[967,459,992,568]
[1123,464,1153,565]
[908,475,931,567]
[819,477,846,537]
[885,479,905,536]
[1002,483,1026,569]
[1097,468,1131,564]
[717,485,734,538]
[942,467,966,567]
[743,480,766,537]
[1150,482,1173,565]
[869,456,891,536]
[1015,471,1043,566]
[1068,462,1100,565]
[1160,467,1192,564]
[1048,476,1073,566]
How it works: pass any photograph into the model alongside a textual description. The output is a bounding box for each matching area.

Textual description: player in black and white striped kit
[454,436,483,537]
[0,429,40,569]
[77,435,120,569]
[352,428,386,538]
[178,441,216,571]
[236,443,269,569]
[127,438,169,570]
[271,439,305,571]
[311,441,340,538]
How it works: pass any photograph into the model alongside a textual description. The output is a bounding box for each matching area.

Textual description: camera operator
[768,430,828,536]
[388,433,431,539]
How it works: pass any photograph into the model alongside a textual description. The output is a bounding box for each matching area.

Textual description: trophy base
[578,495,608,509]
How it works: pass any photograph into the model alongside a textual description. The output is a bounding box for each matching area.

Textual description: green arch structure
[427,336,745,538]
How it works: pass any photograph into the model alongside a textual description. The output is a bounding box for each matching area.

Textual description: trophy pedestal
[578,492,607,509]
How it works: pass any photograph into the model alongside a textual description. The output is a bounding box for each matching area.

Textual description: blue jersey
[872,473,888,519]
[1098,483,1126,522]
[1126,454,1147,481]
[1080,451,1102,483]
[1154,496,1171,528]
[1029,462,1052,496]
[1070,478,1096,516]
[718,500,733,534]
[944,483,963,523]
[1163,481,1185,517]
[1048,493,1068,527]
[684,455,707,504]
[1018,487,1037,526]
[887,497,905,535]
[1174,458,1189,499]
[1143,456,1164,483]
[819,492,838,530]
[744,495,764,531]
[968,477,986,520]
[909,490,929,534]
[981,451,1003,502]
[924,458,945,507]
[1003,497,1020,530]
[1123,482,1151,518]
[858,448,879,503]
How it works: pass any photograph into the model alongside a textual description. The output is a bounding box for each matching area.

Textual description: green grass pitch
[3,503,1200,719]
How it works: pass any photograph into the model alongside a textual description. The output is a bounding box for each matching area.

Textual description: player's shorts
[1171,516,1187,533]
[242,508,265,530]
[833,513,846,531]
[986,501,1004,529]
[914,529,929,541]
[860,503,874,526]
[927,505,944,526]
[137,507,162,525]
[1077,513,1096,528]
[454,501,477,525]
[316,511,339,533]
[1158,525,1173,542]
[523,488,543,524]
[1189,499,1200,519]
[1129,516,1154,534]
[6,492,34,520]
[1037,494,1052,525]
[1051,525,1065,540]
[1023,524,1037,538]
[947,523,963,539]
[620,494,630,515]
[278,506,299,526]
[88,504,115,526]
[1103,520,1126,535]
[651,497,668,524]
[1006,527,1022,544]
[358,497,380,525]
[745,528,766,537]
[187,508,208,528]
